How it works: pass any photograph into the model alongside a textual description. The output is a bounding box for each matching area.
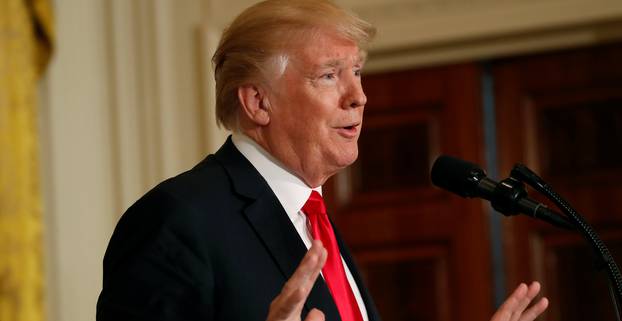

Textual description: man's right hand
[266,240,328,321]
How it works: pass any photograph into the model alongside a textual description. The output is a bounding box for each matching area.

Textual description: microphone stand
[510,163,622,321]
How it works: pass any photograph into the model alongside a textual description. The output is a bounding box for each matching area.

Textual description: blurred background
[2,0,622,321]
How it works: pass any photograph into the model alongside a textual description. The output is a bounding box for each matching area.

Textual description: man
[96,1,549,321]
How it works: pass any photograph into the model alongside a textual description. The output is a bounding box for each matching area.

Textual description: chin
[335,146,359,168]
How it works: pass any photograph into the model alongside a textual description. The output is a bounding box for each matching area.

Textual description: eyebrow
[317,57,364,69]
[316,59,343,70]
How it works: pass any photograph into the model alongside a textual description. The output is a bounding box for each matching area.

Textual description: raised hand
[491,281,549,321]
[266,240,328,321]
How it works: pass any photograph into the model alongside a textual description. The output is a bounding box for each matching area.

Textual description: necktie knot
[302,190,327,218]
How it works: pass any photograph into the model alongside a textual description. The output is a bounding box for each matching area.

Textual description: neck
[241,129,332,188]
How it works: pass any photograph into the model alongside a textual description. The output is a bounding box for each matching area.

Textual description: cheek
[280,90,340,139]
[299,109,332,135]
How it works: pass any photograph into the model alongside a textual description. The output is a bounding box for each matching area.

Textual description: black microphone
[431,155,574,230]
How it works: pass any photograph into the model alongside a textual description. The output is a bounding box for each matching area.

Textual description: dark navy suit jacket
[96,137,381,321]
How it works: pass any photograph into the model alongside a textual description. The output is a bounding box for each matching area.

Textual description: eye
[354,69,362,77]
[321,73,336,80]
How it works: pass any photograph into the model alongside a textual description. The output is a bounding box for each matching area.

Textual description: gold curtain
[0,0,54,320]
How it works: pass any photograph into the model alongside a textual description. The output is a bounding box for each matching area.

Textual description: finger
[491,283,527,321]
[304,308,326,321]
[510,282,541,321]
[269,241,327,319]
[501,283,528,312]
[276,242,326,313]
[524,281,541,303]
[518,297,549,321]
[283,240,327,296]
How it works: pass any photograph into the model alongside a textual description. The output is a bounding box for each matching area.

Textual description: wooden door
[494,42,622,321]
[325,63,494,321]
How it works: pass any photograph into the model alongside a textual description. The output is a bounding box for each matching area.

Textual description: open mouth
[337,124,360,138]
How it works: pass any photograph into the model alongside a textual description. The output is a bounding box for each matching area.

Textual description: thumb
[304,308,325,321]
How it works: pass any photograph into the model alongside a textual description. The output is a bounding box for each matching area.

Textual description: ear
[238,84,270,126]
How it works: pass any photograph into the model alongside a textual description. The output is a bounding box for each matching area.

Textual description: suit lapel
[214,137,341,321]
[334,227,382,321]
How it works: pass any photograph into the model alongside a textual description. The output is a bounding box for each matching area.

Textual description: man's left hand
[490,281,549,321]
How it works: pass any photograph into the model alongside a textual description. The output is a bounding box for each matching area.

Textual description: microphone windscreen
[431,155,485,198]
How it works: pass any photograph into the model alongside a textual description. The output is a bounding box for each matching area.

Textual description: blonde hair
[211,0,376,130]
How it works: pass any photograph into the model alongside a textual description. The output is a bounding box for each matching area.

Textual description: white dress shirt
[232,133,369,321]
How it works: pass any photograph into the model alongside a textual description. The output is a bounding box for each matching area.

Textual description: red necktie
[302,191,364,321]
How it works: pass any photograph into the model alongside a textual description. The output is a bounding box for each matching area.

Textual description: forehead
[288,32,363,69]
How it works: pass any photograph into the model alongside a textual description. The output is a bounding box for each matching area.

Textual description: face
[261,31,367,187]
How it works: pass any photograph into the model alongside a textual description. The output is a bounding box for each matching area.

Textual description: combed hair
[211,0,376,130]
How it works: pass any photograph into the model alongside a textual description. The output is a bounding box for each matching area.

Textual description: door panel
[494,42,622,321]
[325,63,493,321]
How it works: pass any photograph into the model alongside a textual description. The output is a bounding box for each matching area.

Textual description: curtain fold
[0,0,54,320]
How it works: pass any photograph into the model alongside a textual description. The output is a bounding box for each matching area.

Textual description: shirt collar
[231,133,321,216]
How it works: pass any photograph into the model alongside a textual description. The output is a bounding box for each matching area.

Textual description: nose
[343,76,367,109]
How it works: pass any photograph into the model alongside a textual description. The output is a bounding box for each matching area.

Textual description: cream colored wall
[40,1,226,321]
[39,1,115,321]
[38,0,622,321]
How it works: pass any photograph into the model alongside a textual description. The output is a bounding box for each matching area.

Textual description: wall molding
[341,0,622,71]
[366,19,622,72]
